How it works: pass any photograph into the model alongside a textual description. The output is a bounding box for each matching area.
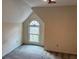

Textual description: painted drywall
[2,0,32,23]
[2,0,33,56]
[2,23,22,56]
[23,12,44,46]
[33,6,77,54]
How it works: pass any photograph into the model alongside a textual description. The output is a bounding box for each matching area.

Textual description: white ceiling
[3,0,77,23]
[24,0,77,7]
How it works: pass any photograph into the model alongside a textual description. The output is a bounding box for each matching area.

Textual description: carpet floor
[3,45,76,59]
[3,45,57,59]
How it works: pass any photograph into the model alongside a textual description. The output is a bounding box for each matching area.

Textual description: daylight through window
[29,20,40,42]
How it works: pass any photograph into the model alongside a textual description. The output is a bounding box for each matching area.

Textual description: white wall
[2,23,22,56]
[2,0,32,56]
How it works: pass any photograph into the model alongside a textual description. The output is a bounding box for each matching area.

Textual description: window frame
[28,20,40,43]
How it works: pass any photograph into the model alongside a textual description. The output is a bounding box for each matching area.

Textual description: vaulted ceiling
[24,0,77,7]
[3,0,32,23]
[3,0,77,23]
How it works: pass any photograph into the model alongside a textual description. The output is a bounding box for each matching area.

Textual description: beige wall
[23,12,44,45]
[2,23,22,56]
[33,6,77,54]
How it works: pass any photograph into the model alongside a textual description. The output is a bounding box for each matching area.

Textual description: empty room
[2,0,77,59]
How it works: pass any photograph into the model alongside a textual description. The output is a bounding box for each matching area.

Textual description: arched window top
[30,20,40,26]
[29,20,40,42]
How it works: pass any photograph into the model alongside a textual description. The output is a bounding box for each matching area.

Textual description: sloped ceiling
[2,0,76,23]
[24,0,76,7]
[3,0,32,23]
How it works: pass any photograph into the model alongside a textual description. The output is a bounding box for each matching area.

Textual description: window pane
[30,34,39,42]
[29,27,39,34]
[30,20,40,26]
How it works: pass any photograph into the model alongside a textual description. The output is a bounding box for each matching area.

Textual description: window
[29,20,40,42]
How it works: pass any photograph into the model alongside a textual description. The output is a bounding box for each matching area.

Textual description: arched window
[29,20,40,42]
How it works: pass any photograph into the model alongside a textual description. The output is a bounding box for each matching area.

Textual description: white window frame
[29,20,40,43]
